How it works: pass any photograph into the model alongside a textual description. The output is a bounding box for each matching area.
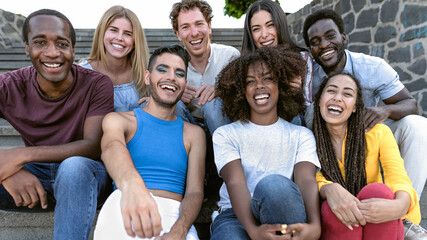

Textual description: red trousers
[321,183,404,240]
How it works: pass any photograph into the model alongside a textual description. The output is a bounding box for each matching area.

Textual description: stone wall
[0,9,25,48]
[287,0,427,116]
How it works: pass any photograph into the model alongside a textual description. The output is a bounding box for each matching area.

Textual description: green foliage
[223,0,280,19]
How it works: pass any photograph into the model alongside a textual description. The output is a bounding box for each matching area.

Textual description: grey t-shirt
[213,118,320,210]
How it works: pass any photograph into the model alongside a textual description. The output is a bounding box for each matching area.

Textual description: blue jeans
[175,99,230,135]
[210,174,306,240]
[0,156,112,240]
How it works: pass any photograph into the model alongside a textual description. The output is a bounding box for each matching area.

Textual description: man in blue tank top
[94,45,206,240]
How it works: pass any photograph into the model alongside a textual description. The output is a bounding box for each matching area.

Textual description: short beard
[318,44,346,75]
[149,77,184,109]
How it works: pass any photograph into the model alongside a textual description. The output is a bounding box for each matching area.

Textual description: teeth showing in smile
[261,40,274,46]
[190,39,202,45]
[321,50,334,58]
[254,93,269,104]
[160,84,177,92]
[112,44,124,49]
[43,63,61,68]
[327,105,343,115]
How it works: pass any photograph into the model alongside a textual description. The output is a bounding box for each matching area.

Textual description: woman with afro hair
[210,45,321,240]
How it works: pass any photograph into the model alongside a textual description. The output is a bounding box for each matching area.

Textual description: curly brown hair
[169,0,213,33]
[313,73,367,196]
[216,45,306,123]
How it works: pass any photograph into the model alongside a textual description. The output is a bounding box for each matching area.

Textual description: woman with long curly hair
[80,5,149,112]
[210,45,321,240]
[313,73,421,240]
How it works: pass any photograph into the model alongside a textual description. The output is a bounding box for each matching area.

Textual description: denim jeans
[210,174,307,240]
[0,156,112,240]
[175,99,230,135]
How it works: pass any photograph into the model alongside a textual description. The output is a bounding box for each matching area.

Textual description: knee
[393,115,427,139]
[254,174,298,199]
[55,157,97,188]
[57,157,93,176]
[357,183,394,200]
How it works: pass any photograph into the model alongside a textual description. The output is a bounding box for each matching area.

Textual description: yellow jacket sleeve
[370,124,421,224]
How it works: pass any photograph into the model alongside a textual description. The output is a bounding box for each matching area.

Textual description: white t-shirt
[213,118,321,210]
[186,43,240,119]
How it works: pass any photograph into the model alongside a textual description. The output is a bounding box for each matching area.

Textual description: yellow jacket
[316,124,421,224]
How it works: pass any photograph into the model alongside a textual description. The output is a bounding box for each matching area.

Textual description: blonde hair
[88,5,149,97]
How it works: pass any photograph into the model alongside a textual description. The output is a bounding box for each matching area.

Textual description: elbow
[84,139,102,160]
[410,99,419,115]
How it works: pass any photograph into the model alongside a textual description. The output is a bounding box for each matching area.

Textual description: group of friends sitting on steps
[0,0,426,239]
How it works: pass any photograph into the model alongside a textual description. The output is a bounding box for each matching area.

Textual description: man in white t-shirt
[169,0,240,135]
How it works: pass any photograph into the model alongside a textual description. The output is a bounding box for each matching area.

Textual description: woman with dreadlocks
[313,73,420,240]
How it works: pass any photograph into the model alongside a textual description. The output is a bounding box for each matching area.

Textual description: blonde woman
[80,5,149,112]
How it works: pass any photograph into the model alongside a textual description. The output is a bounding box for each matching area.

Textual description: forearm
[382,98,418,120]
[10,139,101,164]
[296,177,321,227]
[169,191,204,238]
[320,182,339,200]
[227,181,259,237]
[393,191,411,219]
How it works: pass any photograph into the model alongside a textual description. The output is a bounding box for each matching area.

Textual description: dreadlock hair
[313,73,367,196]
[216,45,306,123]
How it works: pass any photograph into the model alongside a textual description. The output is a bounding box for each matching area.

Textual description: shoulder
[347,50,390,68]
[213,121,242,136]
[73,65,113,91]
[183,121,206,151]
[211,43,240,56]
[104,111,134,123]
[74,64,110,83]
[1,66,36,81]
[183,121,205,139]
[0,67,36,93]
[103,111,136,130]
[366,123,392,137]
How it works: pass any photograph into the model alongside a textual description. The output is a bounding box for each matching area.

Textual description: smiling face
[245,62,279,124]
[145,53,187,108]
[307,19,347,74]
[25,15,75,85]
[103,17,134,60]
[250,10,278,49]
[319,74,357,127]
[175,8,211,59]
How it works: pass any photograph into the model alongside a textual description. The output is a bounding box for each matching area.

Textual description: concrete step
[0,28,243,75]
[0,198,217,240]
[0,119,24,149]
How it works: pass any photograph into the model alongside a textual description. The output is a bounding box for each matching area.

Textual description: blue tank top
[126,108,188,195]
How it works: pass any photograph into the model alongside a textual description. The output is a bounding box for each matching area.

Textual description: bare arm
[0,115,105,209]
[364,88,417,131]
[319,183,366,229]
[0,115,105,182]
[286,162,321,240]
[160,124,206,240]
[358,190,411,223]
[101,112,161,238]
